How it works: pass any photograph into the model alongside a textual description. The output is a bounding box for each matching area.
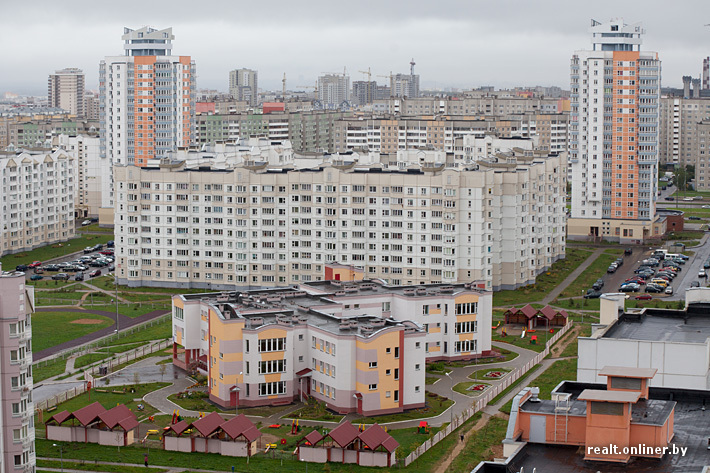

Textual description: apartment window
[369,383,378,391]
[258,381,286,396]
[368,361,378,369]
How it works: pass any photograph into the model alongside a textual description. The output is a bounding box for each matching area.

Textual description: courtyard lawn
[492,248,594,306]
[76,224,114,233]
[488,364,542,408]
[0,234,113,269]
[32,311,113,352]
[389,424,444,456]
[33,358,67,382]
[492,332,548,353]
[89,276,205,294]
[87,303,171,317]
[350,392,453,424]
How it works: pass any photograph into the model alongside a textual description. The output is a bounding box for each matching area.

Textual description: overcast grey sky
[2,0,708,95]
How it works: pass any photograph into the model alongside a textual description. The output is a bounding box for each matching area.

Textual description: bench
[46,406,57,413]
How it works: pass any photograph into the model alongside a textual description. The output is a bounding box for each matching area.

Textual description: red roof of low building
[381,436,400,453]
[220,414,262,442]
[46,410,72,425]
[520,304,537,318]
[99,404,135,430]
[117,416,139,432]
[328,422,359,448]
[191,412,224,437]
[72,402,106,426]
[303,430,324,446]
[296,368,313,376]
[358,423,390,450]
[166,420,190,436]
[538,305,557,320]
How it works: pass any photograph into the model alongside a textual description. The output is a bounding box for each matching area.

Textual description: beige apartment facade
[113,150,566,291]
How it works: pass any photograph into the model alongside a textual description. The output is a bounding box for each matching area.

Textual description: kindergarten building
[172,279,492,415]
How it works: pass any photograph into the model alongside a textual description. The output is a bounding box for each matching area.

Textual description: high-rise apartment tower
[568,19,661,243]
[48,68,85,117]
[228,69,258,107]
[99,27,195,167]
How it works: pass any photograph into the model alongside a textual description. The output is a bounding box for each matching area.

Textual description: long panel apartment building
[0,150,76,257]
[172,280,491,415]
[113,149,566,291]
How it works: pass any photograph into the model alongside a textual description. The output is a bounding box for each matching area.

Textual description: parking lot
[16,242,115,283]
[590,236,709,301]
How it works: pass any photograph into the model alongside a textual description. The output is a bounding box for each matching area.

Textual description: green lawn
[492,248,593,306]
[558,324,593,358]
[33,358,68,382]
[284,401,345,423]
[73,353,112,370]
[492,331,549,353]
[90,276,205,294]
[37,459,166,473]
[665,230,705,241]
[447,416,508,473]
[87,303,171,317]
[32,311,113,352]
[453,381,490,396]
[350,392,453,424]
[0,234,114,269]
[425,376,440,385]
[553,297,600,311]
[389,425,444,457]
[76,224,115,233]
[27,279,78,288]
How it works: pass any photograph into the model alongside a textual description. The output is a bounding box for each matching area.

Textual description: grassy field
[492,331,549,353]
[390,425,444,457]
[447,416,508,473]
[166,393,293,418]
[0,234,113,269]
[88,303,171,317]
[557,324,593,358]
[284,401,345,422]
[488,364,541,408]
[90,276,205,294]
[76,224,115,233]
[665,230,705,241]
[350,393,453,424]
[492,248,593,306]
[32,311,113,352]
[33,358,67,382]
[37,459,166,473]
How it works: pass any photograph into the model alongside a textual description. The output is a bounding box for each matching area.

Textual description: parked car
[108,264,115,272]
[15,265,29,271]
[90,217,99,223]
[624,247,633,255]
[688,216,702,221]
[584,291,603,299]
[88,269,102,278]
[83,247,95,254]
[107,240,114,248]
[614,258,624,267]
[30,274,43,281]
[74,272,84,281]
[683,197,694,201]
[93,244,104,251]
[700,269,707,278]
[645,284,664,293]
[635,294,653,300]
[665,286,674,295]
[52,273,69,281]
[44,264,60,271]
[28,261,41,268]
[82,220,92,226]
[661,186,667,191]
[664,196,674,201]
[607,265,617,273]
[33,268,44,274]
[691,281,701,288]
[99,249,114,256]
[619,283,640,292]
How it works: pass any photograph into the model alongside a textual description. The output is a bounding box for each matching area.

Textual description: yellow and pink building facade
[172,280,492,415]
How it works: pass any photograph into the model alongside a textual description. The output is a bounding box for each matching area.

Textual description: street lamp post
[445,372,454,424]
[52,444,64,472]
[114,274,119,334]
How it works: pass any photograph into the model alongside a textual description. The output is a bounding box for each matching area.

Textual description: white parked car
[665,286,673,295]
[683,197,694,201]
[699,269,707,278]
[81,220,91,226]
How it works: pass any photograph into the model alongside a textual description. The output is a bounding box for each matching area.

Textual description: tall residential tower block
[568,19,661,243]
[99,27,196,167]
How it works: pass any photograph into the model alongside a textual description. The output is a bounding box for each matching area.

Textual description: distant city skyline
[1,0,708,96]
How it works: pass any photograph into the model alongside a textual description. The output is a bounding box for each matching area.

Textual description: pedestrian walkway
[143,377,197,416]
[542,248,604,305]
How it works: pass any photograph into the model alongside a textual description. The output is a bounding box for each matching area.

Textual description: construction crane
[282,73,287,101]
[410,58,416,76]
[358,67,372,83]
[321,67,348,77]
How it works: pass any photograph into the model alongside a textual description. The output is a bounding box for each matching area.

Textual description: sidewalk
[542,248,604,304]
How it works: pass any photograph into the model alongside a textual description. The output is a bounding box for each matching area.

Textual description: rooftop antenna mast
[410,58,416,76]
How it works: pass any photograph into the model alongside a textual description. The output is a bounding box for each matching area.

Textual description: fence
[401,321,573,467]
[36,338,172,412]
[33,313,171,366]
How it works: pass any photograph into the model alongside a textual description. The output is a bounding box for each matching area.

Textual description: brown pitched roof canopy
[191,412,224,437]
[46,410,72,426]
[166,420,190,436]
[220,414,262,442]
[99,404,136,430]
[327,422,360,448]
[358,423,390,450]
[71,402,106,426]
[303,430,324,446]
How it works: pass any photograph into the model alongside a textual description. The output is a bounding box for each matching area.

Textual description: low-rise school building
[171,279,492,416]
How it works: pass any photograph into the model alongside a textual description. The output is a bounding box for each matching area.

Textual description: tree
[159,363,167,381]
